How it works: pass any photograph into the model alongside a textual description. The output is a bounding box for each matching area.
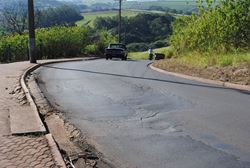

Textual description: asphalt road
[35,59,250,168]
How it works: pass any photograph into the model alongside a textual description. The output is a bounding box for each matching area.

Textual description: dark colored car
[105,43,128,60]
[154,53,165,60]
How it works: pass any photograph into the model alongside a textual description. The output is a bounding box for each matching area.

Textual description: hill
[0,0,65,10]
[81,0,199,13]
[76,9,165,27]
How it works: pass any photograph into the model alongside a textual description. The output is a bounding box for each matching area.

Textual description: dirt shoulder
[153,59,250,86]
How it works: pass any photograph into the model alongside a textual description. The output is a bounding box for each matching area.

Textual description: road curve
[35,59,250,168]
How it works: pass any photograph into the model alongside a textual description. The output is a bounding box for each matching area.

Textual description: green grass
[76,10,141,27]
[129,46,250,67]
[123,1,198,11]
[129,47,171,60]
[176,52,250,67]
[82,0,198,11]
[76,9,166,27]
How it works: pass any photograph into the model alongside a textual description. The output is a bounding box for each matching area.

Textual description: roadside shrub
[0,34,28,62]
[96,30,117,54]
[36,26,88,59]
[84,44,98,55]
[164,47,174,59]
[0,26,89,63]
[85,29,117,56]
[171,0,250,54]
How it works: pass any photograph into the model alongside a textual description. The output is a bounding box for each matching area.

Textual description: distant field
[76,10,165,27]
[123,1,198,11]
[76,10,138,27]
[81,0,199,11]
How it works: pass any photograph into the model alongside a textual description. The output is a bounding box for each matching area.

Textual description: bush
[0,34,29,62]
[96,30,117,54]
[0,26,89,63]
[171,0,250,53]
[85,30,117,56]
[36,26,89,59]
[84,44,98,55]
[164,47,174,59]
[0,26,118,63]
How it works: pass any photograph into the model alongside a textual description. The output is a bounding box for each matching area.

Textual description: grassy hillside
[149,0,250,85]
[153,51,250,85]
[129,46,250,67]
[81,0,198,11]
[129,46,250,85]
[123,1,197,11]
[76,9,164,27]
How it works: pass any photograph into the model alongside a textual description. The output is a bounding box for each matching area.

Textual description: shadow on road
[40,64,250,95]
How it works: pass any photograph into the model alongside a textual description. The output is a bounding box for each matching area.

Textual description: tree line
[0,2,83,35]
[93,13,175,51]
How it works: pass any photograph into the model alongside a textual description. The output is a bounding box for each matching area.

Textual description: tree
[0,3,83,34]
[0,1,28,34]
[36,5,83,28]
[93,13,174,44]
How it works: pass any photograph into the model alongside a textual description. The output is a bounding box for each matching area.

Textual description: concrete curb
[20,58,87,134]
[20,57,99,167]
[149,64,250,92]
[46,134,67,168]
[20,64,47,134]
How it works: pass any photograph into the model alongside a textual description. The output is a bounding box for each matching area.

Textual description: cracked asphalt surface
[35,59,250,168]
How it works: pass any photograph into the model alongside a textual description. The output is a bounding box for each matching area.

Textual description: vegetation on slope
[171,0,250,53]
[0,27,115,63]
[153,0,250,85]
[0,3,83,34]
[76,10,141,27]
[92,13,174,51]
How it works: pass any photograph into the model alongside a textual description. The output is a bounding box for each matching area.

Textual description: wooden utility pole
[118,0,122,43]
[28,0,36,63]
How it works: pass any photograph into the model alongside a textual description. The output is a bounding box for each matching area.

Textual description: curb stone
[149,63,250,92]
[19,58,86,135]
[20,57,99,167]
[20,64,47,134]
[46,134,67,168]
[20,57,98,134]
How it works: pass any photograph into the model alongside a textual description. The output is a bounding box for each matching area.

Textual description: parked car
[105,43,128,60]
[154,53,165,60]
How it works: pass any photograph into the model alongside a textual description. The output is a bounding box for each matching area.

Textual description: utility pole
[118,0,122,43]
[28,0,36,63]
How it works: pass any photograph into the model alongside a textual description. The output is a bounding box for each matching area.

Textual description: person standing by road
[148,47,154,60]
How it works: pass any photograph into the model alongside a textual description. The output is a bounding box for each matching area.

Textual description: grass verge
[176,52,250,68]
[131,47,250,85]
[154,51,250,85]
